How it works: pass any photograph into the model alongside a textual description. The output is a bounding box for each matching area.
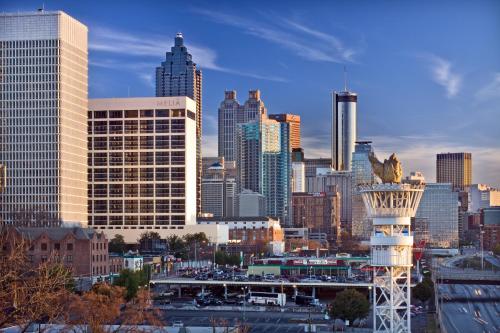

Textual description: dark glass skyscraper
[156,33,202,215]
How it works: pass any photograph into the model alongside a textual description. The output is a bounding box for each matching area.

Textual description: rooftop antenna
[343,65,348,92]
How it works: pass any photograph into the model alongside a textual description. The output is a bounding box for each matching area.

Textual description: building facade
[304,158,332,178]
[332,91,357,171]
[351,141,375,239]
[306,170,352,233]
[87,97,197,241]
[292,162,306,193]
[237,189,266,217]
[156,33,202,216]
[3,227,108,278]
[0,11,88,225]
[237,116,292,225]
[198,216,283,244]
[469,184,500,213]
[268,114,301,149]
[201,161,236,217]
[415,183,459,248]
[292,192,341,243]
[436,152,472,190]
[217,90,267,164]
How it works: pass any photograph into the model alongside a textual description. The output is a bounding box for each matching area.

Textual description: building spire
[343,66,348,92]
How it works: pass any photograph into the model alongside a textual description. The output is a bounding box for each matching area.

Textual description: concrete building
[0,11,88,225]
[201,161,236,217]
[415,183,459,248]
[306,170,352,233]
[436,152,472,190]
[199,216,284,256]
[351,141,375,239]
[481,207,500,251]
[304,158,332,178]
[469,184,500,212]
[292,162,306,193]
[291,192,341,243]
[332,90,357,171]
[236,116,292,225]
[3,227,108,278]
[268,114,301,149]
[88,97,199,242]
[197,216,283,244]
[217,90,267,164]
[156,33,202,216]
[237,189,266,217]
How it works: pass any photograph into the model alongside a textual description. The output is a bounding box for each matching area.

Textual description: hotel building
[87,97,198,242]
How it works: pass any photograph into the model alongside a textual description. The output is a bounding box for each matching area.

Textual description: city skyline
[2,0,499,187]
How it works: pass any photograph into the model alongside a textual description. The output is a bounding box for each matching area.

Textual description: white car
[172,321,184,327]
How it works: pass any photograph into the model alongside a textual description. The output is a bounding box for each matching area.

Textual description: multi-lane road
[438,284,500,333]
[161,309,328,333]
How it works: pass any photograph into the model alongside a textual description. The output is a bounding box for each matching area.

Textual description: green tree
[113,268,149,301]
[138,231,161,242]
[329,289,370,323]
[166,235,187,259]
[109,234,126,253]
[413,277,434,303]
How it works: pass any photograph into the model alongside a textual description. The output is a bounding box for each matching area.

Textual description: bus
[246,292,286,306]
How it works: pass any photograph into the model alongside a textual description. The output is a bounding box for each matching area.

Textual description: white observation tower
[360,153,424,332]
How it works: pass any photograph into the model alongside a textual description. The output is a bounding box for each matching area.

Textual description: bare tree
[0,227,72,330]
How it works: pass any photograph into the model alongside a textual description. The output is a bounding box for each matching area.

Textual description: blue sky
[2,0,500,186]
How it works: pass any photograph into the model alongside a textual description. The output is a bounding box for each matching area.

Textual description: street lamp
[241,286,247,325]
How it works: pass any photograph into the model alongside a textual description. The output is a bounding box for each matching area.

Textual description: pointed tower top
[343,66,348,92]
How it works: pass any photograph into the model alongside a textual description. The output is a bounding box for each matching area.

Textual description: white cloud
[195,9,358,64]
[422,54,462,98]
[89,26,286,82]
[475,73,500,101]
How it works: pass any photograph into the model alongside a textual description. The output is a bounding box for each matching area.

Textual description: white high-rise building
[332,90,357,171]
[292,162,305,193]
[88,97,198,242]
[0,11,88,225]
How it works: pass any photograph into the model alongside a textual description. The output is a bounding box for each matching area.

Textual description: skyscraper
[415,183,459,248]
[87,97,197,242]
[218,90,267,163]
[201,160,236,217]
[332,90,357,171]
[268,114,301,149]
[156,33,202,215]
[436,152,472,190]
[351,141,375,239]
[0,11,88,225]
[237,116,292,225]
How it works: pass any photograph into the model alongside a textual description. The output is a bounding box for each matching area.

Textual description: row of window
[90,199,185,213]
[90,214,185,226]
[89,109,186,119]
[31,242,73,251]
[89,120,185,134]
[89,151,184,166]
[90,167,185,182]
[89,135,185,150]
[89,183,184,197]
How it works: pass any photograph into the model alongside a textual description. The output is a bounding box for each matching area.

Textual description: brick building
[292,191,341,243]
[4,227,109,278]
